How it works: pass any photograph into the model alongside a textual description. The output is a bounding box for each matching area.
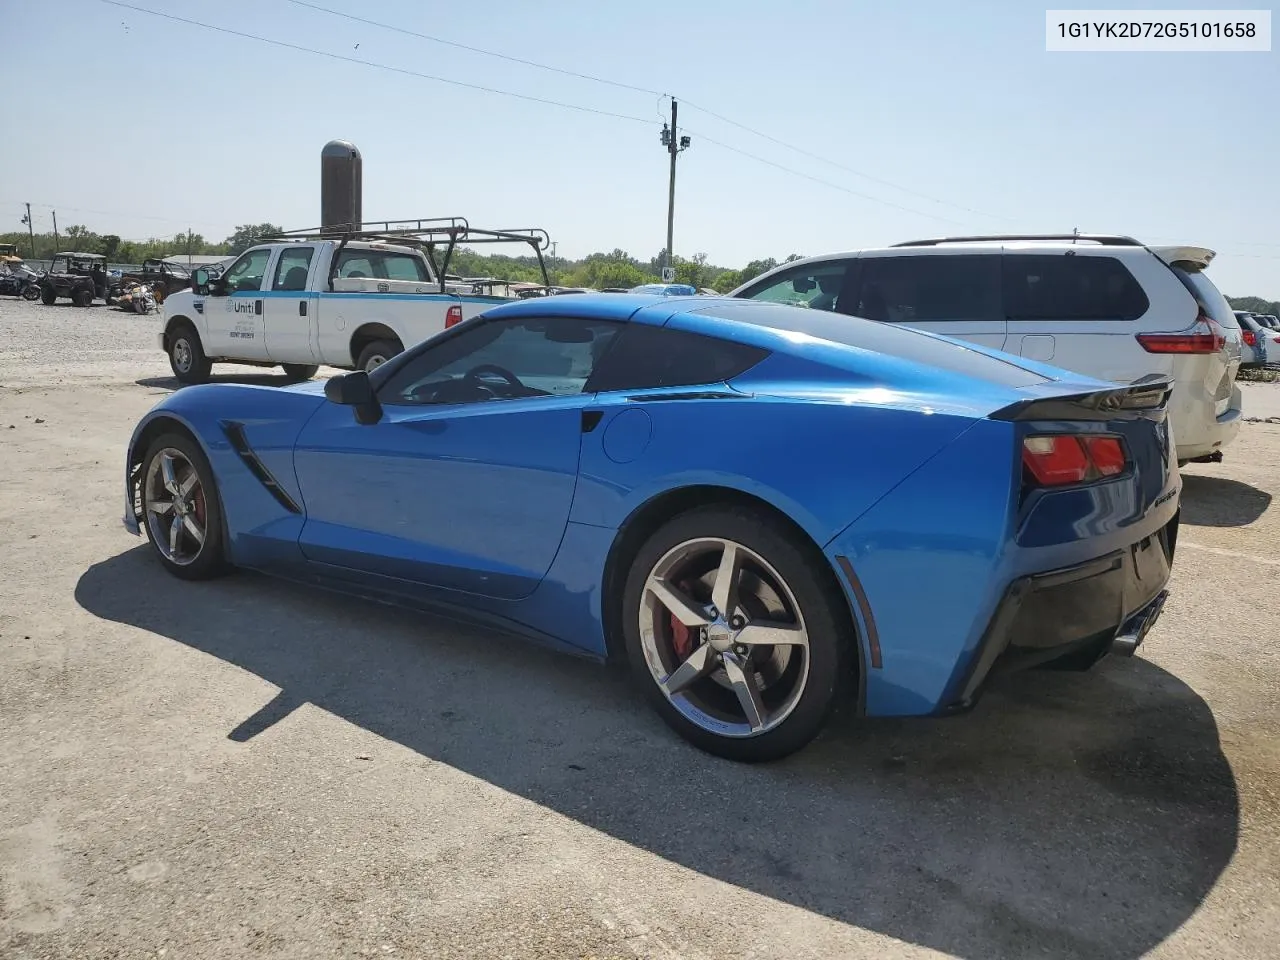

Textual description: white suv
[730,234,1243,464]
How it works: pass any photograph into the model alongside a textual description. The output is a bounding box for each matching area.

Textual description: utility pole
[659,99,691,277]
[52,210,60,254]
[21,203,35,258]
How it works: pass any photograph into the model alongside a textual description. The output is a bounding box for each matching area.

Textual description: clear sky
[2,0,1277,296]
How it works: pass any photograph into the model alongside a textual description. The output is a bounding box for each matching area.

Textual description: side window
[379,316,622,406]
[273,246,314,291]
[739,262,852,312]
[1003,254,1150,321]
[586,324,769,393]
[853,255,1001,323]
[336,250,429,282]
[221,248,272,293]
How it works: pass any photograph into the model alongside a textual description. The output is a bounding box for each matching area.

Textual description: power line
[276,0,1006,222]
[688,131,968,227]
[679,98,1012,221]
[285,0,664,98]
[99,0,653,125]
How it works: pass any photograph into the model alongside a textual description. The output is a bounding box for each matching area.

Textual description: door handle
[255,299,263,316]
[299,300,307,317]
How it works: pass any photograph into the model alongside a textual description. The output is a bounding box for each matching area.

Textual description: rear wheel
[40,286,56,306]
[356,338,402,373]
[621,505,852,762]
[139,432,228,581]
[168,323,212,385]
[72,286,93,307]
[21,284,39,302]
[282,363,319,382]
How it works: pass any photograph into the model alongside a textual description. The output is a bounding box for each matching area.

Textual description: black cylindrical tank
[320,140,362,232]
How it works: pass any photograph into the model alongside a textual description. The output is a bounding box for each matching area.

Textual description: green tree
[712,269,742,293]
[224,223,284,255]
[738,258,778,285]
[99,235,122,260]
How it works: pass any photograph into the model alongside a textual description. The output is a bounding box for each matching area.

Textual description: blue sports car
[122,294,1179,761]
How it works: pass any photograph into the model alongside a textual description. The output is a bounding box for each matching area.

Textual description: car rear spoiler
[1150,245,1215,269]
[988,375,1173,422]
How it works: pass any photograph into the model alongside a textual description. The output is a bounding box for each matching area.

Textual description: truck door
[204,247,272,361]
[263,245,318,363]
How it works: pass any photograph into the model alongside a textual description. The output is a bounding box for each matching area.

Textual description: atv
[40,252,109,307]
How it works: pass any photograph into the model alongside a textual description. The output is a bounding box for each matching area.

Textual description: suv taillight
[1136,310,1226,354]
[1242,329,1257,347]
[1022,435,1128,487]
[445,304,463,328]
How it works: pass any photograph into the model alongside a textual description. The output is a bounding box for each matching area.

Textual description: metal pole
[24,203,35,258]
[52,211,59,254]
[665,98,678,272]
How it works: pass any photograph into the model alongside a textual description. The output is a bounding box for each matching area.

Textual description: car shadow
[75,547,1239,960]
[1179,474,1272,527]
[135,374,308,391]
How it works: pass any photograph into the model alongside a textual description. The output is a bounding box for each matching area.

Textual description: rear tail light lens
[1136,310,1226,354]
[1242,329,1257,347]
[445,304,463,328]
[1022,435,1129,487]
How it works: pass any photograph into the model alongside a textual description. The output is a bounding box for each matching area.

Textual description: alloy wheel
[143,448,208,566]
[639,537,811,738]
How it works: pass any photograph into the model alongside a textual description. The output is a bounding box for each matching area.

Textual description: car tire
[72,287,93,307]
[40,286,56,306]
[139,432,229,581]
[356,339,402,373]
[22,285,40,302]
[168,323,212,385]
[282,364,319,382]
[620,504,853,762]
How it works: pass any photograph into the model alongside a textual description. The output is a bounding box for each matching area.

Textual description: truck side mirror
[192,268,210,296]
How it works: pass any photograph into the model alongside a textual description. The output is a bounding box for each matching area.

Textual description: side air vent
[220,421,302,514]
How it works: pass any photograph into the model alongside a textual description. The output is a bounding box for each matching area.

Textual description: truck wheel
[40,286,56,306]
[168,323,212,385]
[72,287,93,308]
[282,364,319,382]
[356,339,402,373]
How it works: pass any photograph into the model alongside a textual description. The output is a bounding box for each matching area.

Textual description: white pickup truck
[158,220,551,384]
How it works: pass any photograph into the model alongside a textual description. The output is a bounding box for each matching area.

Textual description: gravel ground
[1,298,1277,960]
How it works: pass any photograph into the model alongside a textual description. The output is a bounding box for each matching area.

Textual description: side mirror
[324,371,382,424]
[192,268,210,296]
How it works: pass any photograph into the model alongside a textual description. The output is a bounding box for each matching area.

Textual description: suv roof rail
[892,233,1144,248]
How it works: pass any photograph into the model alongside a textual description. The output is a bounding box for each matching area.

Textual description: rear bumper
[1174,387,1241,460]
[944,512,1178,711]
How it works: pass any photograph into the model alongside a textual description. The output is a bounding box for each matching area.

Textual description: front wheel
[40,286,56,306]
[168,323,212,385]
[621,505,853,762]
[139,432,229,581]
[282,363,319,382]
[356,338,402,373]
[22,284,40,302]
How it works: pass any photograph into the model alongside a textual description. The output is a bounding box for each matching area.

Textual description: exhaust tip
[1109,591,1169,657]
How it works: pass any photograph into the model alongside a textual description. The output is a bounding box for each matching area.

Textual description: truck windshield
[336,249,429,283]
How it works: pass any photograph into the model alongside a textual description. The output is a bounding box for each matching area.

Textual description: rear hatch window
[1168,262,1240,410]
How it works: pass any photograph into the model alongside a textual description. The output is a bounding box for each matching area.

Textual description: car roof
[481,294,1081,392]
[58,251,105,259]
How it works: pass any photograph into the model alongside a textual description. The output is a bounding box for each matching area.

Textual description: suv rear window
[1168,262,1236,327]
[1003,254,1149,321]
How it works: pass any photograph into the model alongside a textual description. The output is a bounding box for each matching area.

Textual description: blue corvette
[123,294,1179,761]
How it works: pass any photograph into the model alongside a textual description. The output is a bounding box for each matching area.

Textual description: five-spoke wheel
[140,434,227,580]
[623,506,850,762]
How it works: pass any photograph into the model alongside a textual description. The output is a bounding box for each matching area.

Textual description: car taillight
[1136,310,1226,354]
[445,304,463,328]
[1242,329,1257,347]
[1022,435,1128,487]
